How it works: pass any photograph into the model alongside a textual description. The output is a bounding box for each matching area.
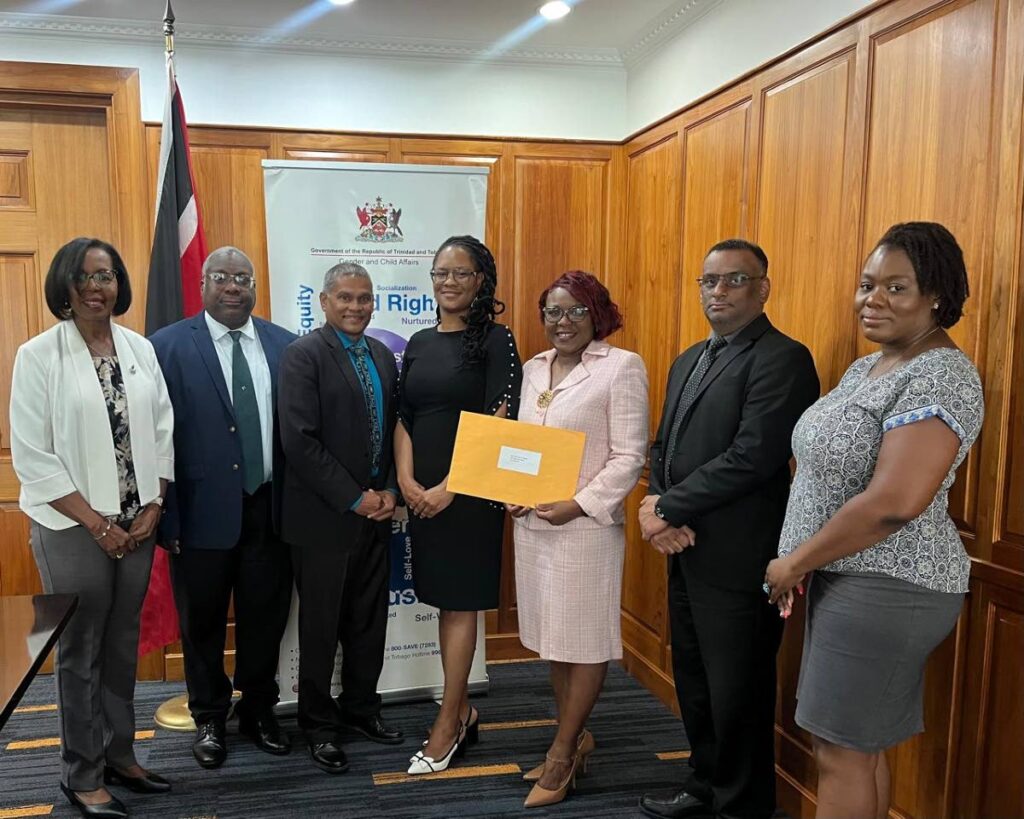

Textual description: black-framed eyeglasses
[542,305,590,324]
[429,268,479,283]
[206,271,255,289]
[73,269,117,288]
[696,273,765,290]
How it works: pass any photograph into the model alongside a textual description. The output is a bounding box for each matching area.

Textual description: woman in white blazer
[9,238,175,819]
[507,271,649,809]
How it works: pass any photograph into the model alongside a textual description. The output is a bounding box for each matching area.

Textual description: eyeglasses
[429,268,479,283]
[74,269,117,288]
[206,271,255,289]
[542,305,590,324]
[696,273,765,290]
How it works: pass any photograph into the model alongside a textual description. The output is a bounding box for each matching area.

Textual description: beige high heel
[523,728,594,782]
[524,752,579,808]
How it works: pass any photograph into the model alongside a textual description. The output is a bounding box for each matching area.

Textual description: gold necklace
[872,324,941,377]
[86,340,114,358]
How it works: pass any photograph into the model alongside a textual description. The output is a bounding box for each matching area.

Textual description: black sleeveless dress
[398,323,522,611]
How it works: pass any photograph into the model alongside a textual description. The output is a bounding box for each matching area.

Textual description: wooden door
[0,106,117,600]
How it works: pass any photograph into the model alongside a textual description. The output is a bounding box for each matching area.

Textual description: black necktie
[350,345,382,474]
[663,335,729,487]
[228,330,265,494]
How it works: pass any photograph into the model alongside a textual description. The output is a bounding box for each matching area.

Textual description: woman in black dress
[397,235,522,774]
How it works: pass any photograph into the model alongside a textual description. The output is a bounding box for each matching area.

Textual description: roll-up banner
[262,160,490,705]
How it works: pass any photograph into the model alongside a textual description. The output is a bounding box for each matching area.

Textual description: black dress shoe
[309,741,349,774]
[192,722,227,769]
[104,765,172,793]
[639,788,713,819]
[60,783,128,819]
[238,712,291,755]
[340,713,405,745]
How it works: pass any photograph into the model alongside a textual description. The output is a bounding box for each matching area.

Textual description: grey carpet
[0,660,713,818]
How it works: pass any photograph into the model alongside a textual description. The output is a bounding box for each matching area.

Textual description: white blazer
[517,341,649,530]
[10,320,175,530]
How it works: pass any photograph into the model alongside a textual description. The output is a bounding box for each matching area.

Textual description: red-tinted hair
[537,270,623,341]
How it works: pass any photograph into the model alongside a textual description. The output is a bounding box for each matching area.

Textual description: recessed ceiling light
[328,0,356,6]
[539,1,571,21]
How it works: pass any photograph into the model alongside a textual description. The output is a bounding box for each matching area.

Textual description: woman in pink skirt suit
[507,271,648,808]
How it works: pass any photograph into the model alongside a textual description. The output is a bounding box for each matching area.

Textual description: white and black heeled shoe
[407,722,465,775]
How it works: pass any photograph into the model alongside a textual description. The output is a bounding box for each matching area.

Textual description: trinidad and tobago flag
[139,52,207,656]
[145,53,207,333]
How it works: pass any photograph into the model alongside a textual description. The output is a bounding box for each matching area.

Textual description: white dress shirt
[204,312,274,483]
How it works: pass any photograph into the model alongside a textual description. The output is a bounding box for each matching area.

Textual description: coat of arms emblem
[356,196,403,243]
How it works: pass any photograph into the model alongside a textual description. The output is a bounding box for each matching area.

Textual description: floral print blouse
[778,347,983,593]
[92,354,141,522]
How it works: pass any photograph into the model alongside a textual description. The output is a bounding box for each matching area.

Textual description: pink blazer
[517,341,649,530]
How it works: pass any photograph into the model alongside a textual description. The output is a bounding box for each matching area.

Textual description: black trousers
[292,516,389,743]
[668,558,784,819]
[170,485,293,725]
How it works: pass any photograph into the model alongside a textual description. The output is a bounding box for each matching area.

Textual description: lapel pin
[129,364,137,374]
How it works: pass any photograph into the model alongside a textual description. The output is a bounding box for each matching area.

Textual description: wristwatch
[654,505,666,520]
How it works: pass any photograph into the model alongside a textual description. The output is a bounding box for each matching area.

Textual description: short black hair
[44,237,132,320]
[873,222,968,328]
[705,238,769,276]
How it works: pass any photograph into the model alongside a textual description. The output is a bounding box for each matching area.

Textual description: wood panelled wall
[1,0,1022,813]
[613,0,1024,817]
[138,126,621,678]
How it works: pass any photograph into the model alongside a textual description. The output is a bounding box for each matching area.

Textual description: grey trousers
[30,522,155,791]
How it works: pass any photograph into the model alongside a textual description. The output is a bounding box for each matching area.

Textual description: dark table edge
[0,593,79,731]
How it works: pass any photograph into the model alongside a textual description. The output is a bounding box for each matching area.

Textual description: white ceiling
[0,0,725,66]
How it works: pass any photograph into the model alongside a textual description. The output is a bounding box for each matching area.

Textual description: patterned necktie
[228,330,265,494]
[350,345,382,474]
[663,335,729,487]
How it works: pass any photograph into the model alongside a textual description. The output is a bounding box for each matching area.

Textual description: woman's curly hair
[433,235,506,365]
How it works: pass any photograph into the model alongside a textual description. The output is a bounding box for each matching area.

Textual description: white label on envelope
[497,446,542,476]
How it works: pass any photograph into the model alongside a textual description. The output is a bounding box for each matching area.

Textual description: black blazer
[650,313,820,591]
[151,312,297,550]
[277,325,399,549]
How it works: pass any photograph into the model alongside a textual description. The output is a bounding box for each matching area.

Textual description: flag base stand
[154,694,194,732]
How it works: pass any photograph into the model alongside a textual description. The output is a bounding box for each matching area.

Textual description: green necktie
[229,330,264,494]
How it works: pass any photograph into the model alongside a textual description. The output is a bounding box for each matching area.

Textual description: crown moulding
[621,0,725,66]
[0,2,723,70]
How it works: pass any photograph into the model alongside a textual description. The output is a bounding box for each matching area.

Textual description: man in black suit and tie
[638,240,820,819]
[278,262,404,774]
[151,246,297,769]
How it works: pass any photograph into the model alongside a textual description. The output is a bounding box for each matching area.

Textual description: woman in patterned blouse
[765,222,984,819]
[10,238,175,818]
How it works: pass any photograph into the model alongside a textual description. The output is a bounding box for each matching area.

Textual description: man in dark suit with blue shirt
[278,261,403,775]
[151,246,296,770]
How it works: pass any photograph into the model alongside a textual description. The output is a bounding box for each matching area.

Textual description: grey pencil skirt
[795,570,964,753]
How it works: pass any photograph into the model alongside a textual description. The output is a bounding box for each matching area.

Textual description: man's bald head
[203,246,254,278]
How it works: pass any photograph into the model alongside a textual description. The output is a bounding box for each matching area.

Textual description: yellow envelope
[447,411,586,508]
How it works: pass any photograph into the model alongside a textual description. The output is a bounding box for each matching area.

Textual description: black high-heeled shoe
[59,783,128,819]
[104,765,172,794]
[463,705,479,746]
